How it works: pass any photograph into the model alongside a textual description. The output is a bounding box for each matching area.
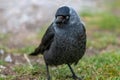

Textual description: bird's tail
[29,48,41,56]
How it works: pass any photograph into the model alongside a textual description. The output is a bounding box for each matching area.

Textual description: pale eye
[66,16,69,19]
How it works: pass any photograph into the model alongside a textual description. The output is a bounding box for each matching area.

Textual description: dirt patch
[0,52,44,79]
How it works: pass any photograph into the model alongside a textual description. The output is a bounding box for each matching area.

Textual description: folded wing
[30,23,55,55]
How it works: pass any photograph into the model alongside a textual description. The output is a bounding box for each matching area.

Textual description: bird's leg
[45,63,51,80]
[67,64,82,80]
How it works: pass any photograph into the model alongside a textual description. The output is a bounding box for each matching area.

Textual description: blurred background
[0,0,120,80]
[0,0,104,51]
[0,0,119,53]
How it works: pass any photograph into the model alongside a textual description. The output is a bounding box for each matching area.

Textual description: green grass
[91,12,119,30]
[0,33,9,39]
[80,10,94,17]
[13,46,36,54]
[81,9,120,31]
[79,51,120,80]
[106,0,120,9]
[0,60,5,65]
[87,31,118,50]
[0,33,10,51]
[98,13,120,30]
[1,52,119,80]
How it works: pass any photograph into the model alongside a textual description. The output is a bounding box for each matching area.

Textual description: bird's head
[55,6,81,27]
[55,6,70,25]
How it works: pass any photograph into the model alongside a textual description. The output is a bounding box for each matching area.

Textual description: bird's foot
[72,75,82,80]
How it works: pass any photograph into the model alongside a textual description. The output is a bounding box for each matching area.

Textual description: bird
[30,6,86,80]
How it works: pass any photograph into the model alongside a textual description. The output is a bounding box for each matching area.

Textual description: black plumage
[30,6,86,80]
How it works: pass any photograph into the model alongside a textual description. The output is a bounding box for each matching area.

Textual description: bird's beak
[55,16,64,24]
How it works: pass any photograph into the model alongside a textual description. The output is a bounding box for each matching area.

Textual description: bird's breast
[55,34,80,53]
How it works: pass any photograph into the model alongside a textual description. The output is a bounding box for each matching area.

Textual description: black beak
[55,16,63,24]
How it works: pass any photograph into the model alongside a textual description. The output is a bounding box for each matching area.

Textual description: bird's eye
[66,16,69,20]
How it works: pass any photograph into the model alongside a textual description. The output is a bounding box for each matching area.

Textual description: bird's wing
[30,23,55,55]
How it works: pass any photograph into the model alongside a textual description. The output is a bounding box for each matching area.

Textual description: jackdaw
[30,6,86,80]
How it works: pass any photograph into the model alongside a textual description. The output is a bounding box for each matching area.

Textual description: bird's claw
[47,75,51,80]
[72,75,82,80]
